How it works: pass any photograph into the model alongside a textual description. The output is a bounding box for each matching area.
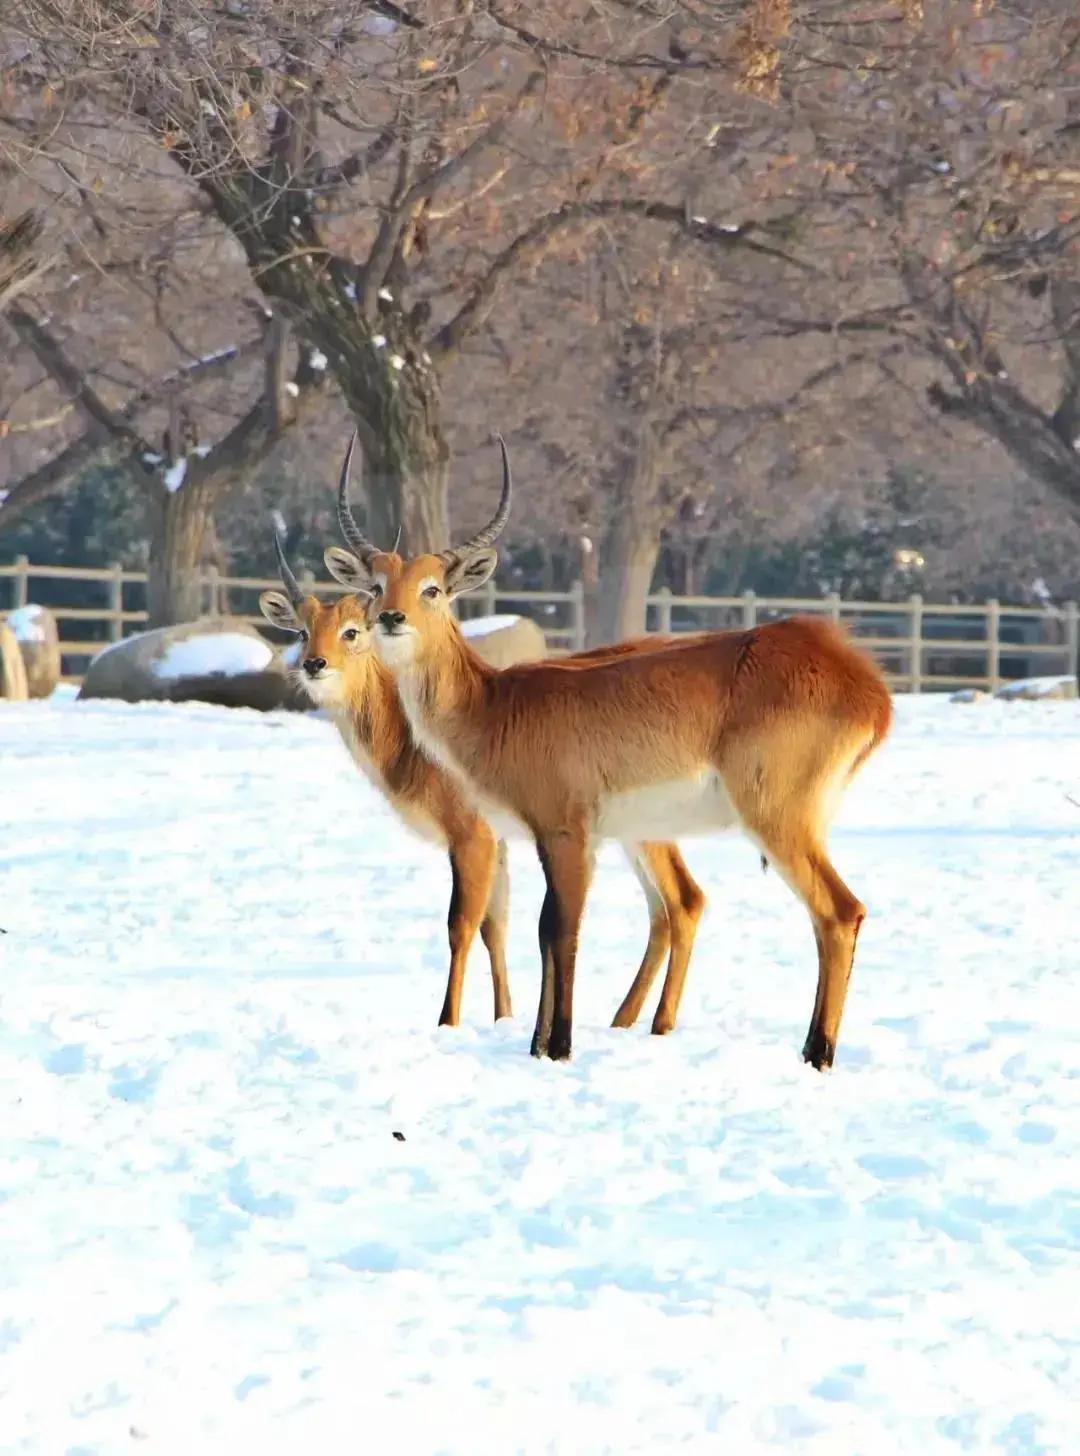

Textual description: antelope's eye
[422,585,440,600]
[298,628,309,642]
[342,628,359,642]
[369,583,383,598]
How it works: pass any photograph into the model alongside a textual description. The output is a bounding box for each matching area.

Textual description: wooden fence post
[826,591,842,624]
[909,593,923,695]
[13,554,29,609]
[1065,601,1079,682]
[986,598,1001,691]
[203,564,221,617]
[482,578,497,618]
[108,563,123,643]
[741,589,757,628]
[570,579,586,651]
[655,586,673,635]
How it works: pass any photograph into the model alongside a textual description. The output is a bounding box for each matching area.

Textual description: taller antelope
[262,455,707,1035]
[326,436,893,1069]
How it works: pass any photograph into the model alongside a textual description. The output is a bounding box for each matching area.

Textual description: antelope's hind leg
[648,845,706,1036]
[611,845,671,1030]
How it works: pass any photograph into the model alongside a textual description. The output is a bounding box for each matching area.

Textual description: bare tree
[3,298,324,623]
[5,2,822,558]
[722,4,1080,531]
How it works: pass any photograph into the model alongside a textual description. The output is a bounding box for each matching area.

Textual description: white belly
[597,771,741,841]
[393,679,741,845]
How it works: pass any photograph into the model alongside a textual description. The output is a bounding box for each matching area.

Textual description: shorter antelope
[327,436,893,1069]
[261,503,707,1034]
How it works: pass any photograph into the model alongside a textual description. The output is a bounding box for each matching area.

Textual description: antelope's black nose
[303,656,327,677]
[378,610,407,631]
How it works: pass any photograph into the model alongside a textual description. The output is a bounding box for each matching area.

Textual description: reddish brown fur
[354,550,893,1068]
[261,574,709,1034]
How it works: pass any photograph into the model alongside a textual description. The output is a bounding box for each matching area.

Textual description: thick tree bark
[590,515,661,646]
[146,483,216,627]
[349,350,450,553]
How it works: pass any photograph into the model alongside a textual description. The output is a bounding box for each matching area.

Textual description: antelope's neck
[334,653,412,773]
[395,629,491,773]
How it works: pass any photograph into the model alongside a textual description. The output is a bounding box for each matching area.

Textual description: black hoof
[548,1024,572,1061]
[802,1029,836,1071]
[530,1031,550,1058]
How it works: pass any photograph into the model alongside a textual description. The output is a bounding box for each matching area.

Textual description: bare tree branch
[0,212,51,315]
[361,73,542,317]
[7,306,148,448]
[0,432,123,528]
[430,197,814,363]
[316,124,397,193]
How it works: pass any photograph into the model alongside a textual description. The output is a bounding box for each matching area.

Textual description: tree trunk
[146,484,215,628]
[193,172,452,555]
[359,373,450,553]
[589,512,661,647]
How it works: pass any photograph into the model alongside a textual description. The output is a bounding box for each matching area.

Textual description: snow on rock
[162,458,188,493]
[6,604,49,643]
[995,675,1078,702]
[461,613,522,638]
[950,687,990,704]
[0,695,1078,1451]
[4,604,60,697]
[152,632,274,681]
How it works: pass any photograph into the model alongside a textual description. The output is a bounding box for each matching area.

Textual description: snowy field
[1,692,1078,1455]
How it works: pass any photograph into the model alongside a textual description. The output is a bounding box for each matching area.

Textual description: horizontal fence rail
[1,556,1077,693]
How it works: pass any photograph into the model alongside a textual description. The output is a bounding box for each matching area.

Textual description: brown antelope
[261,504,707,1036]
[325,437,893,1070]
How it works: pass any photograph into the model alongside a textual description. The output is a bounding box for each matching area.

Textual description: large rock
[461,613,547,668]
[6,604,61,699]
[994,675,1078,702]
[950,687,991,704]
[79,617,308,711]
[0,621,29,701]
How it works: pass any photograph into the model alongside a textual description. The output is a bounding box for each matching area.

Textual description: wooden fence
[1,554,1076,693]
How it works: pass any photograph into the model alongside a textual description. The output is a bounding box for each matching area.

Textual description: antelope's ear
[324,546,375,594]
[259,591,300,630]
[444,547,498,600]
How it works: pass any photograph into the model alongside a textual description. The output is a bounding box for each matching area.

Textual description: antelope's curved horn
[441,435,512,564]
[336,430,380,564]
[273,528,306,608]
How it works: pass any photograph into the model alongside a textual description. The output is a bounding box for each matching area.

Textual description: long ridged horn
[336,430,380,565]
[273,528,306,608]
[442,435,512,564]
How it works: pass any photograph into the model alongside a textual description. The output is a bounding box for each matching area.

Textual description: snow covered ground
[1,693,1077,1455]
